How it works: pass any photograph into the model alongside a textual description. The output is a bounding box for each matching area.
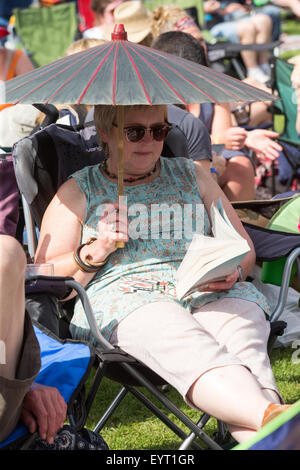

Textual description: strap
[6,49,23,80]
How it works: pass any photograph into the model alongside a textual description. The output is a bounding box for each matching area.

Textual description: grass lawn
[84,346,300,450]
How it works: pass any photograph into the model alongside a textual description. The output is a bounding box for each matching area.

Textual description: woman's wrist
[80,238,109,265]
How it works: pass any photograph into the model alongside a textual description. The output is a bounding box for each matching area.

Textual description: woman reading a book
[35,104,290,443]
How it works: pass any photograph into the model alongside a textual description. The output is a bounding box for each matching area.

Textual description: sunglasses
[112,122,172,143]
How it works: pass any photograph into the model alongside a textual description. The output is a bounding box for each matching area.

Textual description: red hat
[0,27,9,39]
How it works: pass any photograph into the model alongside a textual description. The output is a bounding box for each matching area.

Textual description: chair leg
[178,413,211,450]
[120,362,223,450]
[93,387,128,434]
[128,386,205,450]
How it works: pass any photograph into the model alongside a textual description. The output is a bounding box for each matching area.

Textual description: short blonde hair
[151,5,192,40]
[66,38,107,56]
[94,104,168,154]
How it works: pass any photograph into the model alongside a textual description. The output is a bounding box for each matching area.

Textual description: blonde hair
[94,104,168,155]
[66,38,107,56]
[151,5,193,40]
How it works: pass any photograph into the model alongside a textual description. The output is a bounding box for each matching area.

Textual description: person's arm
[291,64,300,135]
[35,178,128,298]
[210,103,248,149]
[245,129,282,160]
[193,161,256,291]
[167,104,212,165]
[15,51,34,76]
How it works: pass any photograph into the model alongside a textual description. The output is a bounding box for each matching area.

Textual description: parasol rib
[142,47,274,101]
[122,43,187,105]
[6,45,112,103]
[120,42,152,105]
[127,44,218,103]
[78,43,118,103]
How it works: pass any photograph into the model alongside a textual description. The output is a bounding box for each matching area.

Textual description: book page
[176,200,250,300]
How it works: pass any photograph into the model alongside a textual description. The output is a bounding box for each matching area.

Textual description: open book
[176,199,250,300]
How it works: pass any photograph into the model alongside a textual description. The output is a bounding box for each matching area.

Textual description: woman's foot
[262,403,292,427]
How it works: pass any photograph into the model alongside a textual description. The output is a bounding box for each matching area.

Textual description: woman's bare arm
[35,178,96,291]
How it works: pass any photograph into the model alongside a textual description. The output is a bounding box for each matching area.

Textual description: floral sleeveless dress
[69,157,271,343]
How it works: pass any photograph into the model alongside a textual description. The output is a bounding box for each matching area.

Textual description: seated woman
[35,103,290,444]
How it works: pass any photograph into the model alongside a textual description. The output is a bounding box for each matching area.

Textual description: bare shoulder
[47,177,86,224]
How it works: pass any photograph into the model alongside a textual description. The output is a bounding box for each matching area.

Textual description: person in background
[202,0,274,83]
[82,0,125,39]
[150,5,206,47]
[291,63,300,136]
[103,0,153,45]
[152,31,282,201]
[0,26,34,112]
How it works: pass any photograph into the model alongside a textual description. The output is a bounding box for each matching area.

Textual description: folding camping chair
[0,151,19,238]
[269,57,300,192]
[11,121,293,450]
[12,2,79,67]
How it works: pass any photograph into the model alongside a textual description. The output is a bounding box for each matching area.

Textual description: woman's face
[100,106,167,176]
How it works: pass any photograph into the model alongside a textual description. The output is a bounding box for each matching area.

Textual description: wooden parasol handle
[116,106,125,249]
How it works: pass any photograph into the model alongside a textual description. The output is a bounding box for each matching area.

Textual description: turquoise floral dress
[69,157,271,344]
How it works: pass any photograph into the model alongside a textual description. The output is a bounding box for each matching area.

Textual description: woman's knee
[253,13,272,34]
[219,156,255,185]
[237,20,256,41]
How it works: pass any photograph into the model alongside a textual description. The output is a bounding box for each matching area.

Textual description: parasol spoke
[78,43,117,104]
[133,46,273,102]
[120,42,152,105]
[122,42,187,105]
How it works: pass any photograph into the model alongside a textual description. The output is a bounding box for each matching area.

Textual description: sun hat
[0,105,41,147]
[103,1,152,43]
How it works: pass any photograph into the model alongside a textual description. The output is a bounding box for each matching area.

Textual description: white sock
[247,66,269,83]
[260,62,271,77]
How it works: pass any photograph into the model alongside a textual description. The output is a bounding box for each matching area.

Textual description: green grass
[281,19,300,36]
[83,346,300,450]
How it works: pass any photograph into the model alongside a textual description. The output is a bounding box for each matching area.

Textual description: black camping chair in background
[207,41,281,80]
[9,119,295,449]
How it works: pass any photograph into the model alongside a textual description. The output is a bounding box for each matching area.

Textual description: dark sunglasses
[112,122,172,143]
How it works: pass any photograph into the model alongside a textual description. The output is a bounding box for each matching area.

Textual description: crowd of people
[1,0,300,450]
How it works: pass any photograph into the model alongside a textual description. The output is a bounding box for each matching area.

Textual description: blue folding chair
[0,277,95,450]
